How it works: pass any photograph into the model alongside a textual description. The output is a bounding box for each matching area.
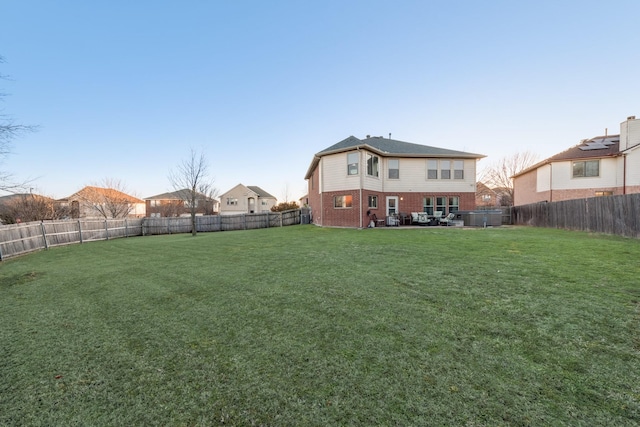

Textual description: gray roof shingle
[318,135,484,158]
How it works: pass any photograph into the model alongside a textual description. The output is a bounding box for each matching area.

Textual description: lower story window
[448,196,459,213]
[595,191,613,196]
[423,197,434,215]
[424,196,459,215]
[436,197,447,215]
[368,195,378,208]
[334,195,353,208]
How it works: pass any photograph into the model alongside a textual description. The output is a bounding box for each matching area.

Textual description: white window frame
[388,159,399,179]
[347,152,359,176]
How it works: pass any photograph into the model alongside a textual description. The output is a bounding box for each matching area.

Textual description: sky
[1,0,639,201]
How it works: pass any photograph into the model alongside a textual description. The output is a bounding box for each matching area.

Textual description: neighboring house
[0,193,60,223]
[61,186,145,219]
[475,182,499,207]
[219,184,277,215]
[304,135,485,228]
[475,183,511,207]
[145,189,219,218]
[513,116,640,206]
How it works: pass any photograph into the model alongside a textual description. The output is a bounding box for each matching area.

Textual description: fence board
[0,210,303,260]
[514,194,640,238]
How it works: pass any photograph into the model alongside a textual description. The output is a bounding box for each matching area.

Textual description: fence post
[105,220,109,240]
[125,219,129,237]
[40,221,49,250]
[279,212,283,227]
[78,220,83,243]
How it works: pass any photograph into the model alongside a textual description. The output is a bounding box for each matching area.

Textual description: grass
[1,225,639,426]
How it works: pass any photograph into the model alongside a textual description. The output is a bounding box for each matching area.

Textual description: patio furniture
[439,212,456,226]
[399,212,411,225]
[369,213,385,227]
[387,215,399,226]
[411,212,433,225]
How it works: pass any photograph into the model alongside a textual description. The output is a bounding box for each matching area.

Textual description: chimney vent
[628,116,636,120]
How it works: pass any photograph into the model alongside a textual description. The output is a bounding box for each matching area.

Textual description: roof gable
[220,184,275,199]
[247,186,275,199]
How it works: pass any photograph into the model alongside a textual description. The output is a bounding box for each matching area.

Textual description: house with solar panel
[304,135,485,228]
[513,116,640,206]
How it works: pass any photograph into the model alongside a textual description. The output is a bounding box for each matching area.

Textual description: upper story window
[440,160,451,179]
[367,154,379,177]
[427,160,438,179]
[388,159,399,179]
[150,200,160,207]
[573,160,599,178]
[454,160,464,179]
[347,152,359,175]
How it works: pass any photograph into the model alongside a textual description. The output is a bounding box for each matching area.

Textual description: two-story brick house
[305,135,485,227]
[512,115,640,205]
[145,189,218,218]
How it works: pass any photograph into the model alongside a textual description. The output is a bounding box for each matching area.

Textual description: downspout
[623,154,627,195]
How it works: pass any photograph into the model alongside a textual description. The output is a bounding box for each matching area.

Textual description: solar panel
[579,142,608,150]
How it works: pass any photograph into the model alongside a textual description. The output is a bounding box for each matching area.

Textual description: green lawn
[1,225,639,426]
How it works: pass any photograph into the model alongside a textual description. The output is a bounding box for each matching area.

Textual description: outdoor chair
[439,212,456,226]
[399,212,411,225]
[369,213,385,227]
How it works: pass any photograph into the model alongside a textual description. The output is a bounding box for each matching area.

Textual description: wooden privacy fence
[142,210,301,235]
[0,209,302,260]
[513,193,640,238]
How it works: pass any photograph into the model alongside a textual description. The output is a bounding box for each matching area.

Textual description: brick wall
[550,187,621,202]
[320,190,362,227]
[313,190,476,227]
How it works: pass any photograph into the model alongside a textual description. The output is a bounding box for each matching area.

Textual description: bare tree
[281,183,291,203]
[478,151,538,206]
[0,192,68,223]
[1,55,37,192]
[168,148,217,236]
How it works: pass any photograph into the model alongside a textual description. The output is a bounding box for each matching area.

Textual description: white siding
[536,164,551,192]
[321,152,361,192]
[552,159,618,190]
[623,147,640,186]
[321,153,477,193]
[219,184,254,215]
